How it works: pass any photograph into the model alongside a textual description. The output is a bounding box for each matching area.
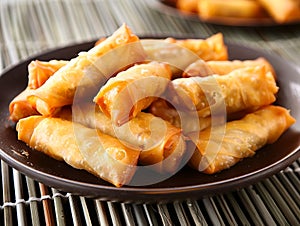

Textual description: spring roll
[68,103,186,173]
[258,0,300,23]
[94,61,172,126]
[28,60,68,89]
[198,0,267,19]
[28,24,146,116]
[142,33,228,77]
[206,58,275,77]
[9,89,39,122]
[188,105,296,174]
[11,47,103,121]
[183,57,276,79]
[9,60,67,122]
[16,116,140,187]
[170,66,278,117]
[164,33,228,61]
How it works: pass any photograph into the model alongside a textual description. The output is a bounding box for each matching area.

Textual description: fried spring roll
[142,33,228,78]
[9,60,67,122]
[183,57,276,79]
[9,89,39,122]
[177,0,198,13]
[28,60,68,89]
[165,33,228,61]
[94,61,172,126]
[188,105,296,174]
[170,66,278,117]
[198,0,267,19]
[28,24,146,116]
[206,58,275,76]
[16,116,140,187]
[258,0,300,23]
[56,104,187,173]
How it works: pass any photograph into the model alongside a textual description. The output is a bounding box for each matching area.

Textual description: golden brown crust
[28,60,68,89]
[188,105,296,174]
[62,103,187,173]
[183,57,276,79]
[207,58,276,77]
[165,33,228,61]
[28,24,145,116]
[94,61,172,126]
[171,66,278,116]
[9,60,68,122]
[16,116,140,187]
[9,89,39,122]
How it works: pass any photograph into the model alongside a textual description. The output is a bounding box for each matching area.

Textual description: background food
[175,0,300,24]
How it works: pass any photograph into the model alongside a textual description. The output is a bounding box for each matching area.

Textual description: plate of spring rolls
[0,24,299,203]
[150,0,300,26]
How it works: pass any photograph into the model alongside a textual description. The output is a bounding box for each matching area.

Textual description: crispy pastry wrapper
[183,57,276,79]
[9,60,68,122]
[206,58,276,77]
[94,61,172,126]
[28,60,68,89]
[16,116,140,187]
[142,33,228,78]
[58,104,186,173]
[28,24,146,116]
[9,89,39,122]
[165,33,228,61]
[188,105,296,174]
[170,66,278,117]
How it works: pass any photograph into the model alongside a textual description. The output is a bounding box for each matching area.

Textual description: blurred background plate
[0,38,299,203]
[148,0,299,26]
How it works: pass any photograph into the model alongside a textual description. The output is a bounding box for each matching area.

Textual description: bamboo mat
[1,0,300,225]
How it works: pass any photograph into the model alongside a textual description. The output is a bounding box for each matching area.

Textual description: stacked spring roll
[17,115,140,187]
[9,24,296,187]
[9,60,68,122]
[169,65,278,117]
[27,24,146,116]
[188,105,295,173]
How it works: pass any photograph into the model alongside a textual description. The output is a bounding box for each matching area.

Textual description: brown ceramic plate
[148,0,300,26]
[0,38,299,203]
